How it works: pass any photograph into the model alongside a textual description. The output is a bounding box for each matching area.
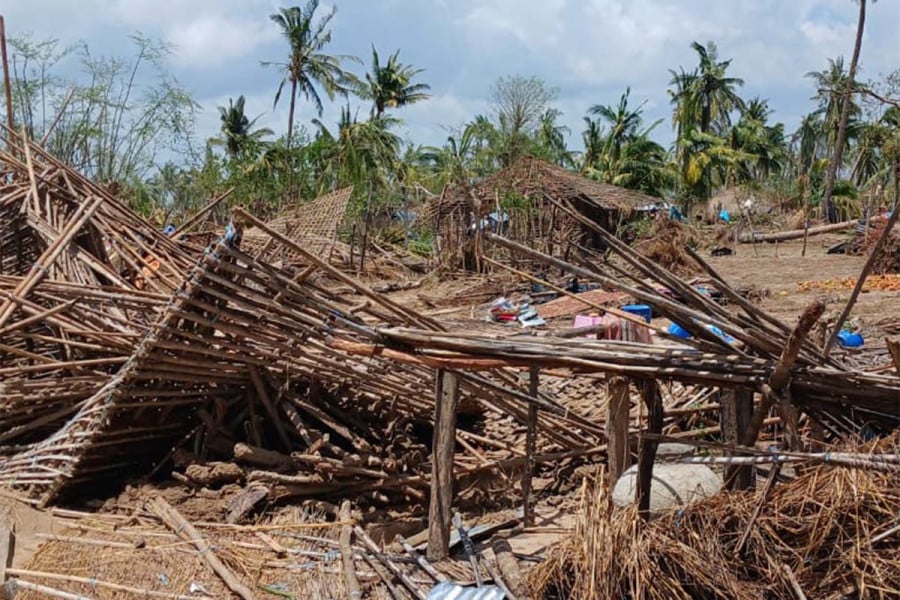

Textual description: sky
[4,0,899,159]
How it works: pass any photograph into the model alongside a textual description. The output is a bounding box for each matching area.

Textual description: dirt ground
[709,235,899,336]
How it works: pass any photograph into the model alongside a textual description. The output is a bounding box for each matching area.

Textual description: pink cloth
[574,314,652,343]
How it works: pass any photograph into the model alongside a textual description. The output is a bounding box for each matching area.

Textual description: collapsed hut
[2,126,900,597]
[423,155,654,269]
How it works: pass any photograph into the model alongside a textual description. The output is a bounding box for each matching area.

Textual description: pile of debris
[529,435,900,600]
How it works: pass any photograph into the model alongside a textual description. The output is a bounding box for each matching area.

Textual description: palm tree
[690,41,745,135]
[588,87,651,161]
[360,46,431,118]
[212,95,273,158]
[267,1,358,150]
[820,0,874,222]
[730,97,787,180]
[580,117,604,175]
[535,108,573,167]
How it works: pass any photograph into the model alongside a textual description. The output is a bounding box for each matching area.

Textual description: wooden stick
[5,569,208,600]
[354,525,425,600]
[339,501,362,600]
[523,367,539,527]
[396,535,447,583]
[148,496,255,600]
[8,579,94,600]
[734,463,781,557]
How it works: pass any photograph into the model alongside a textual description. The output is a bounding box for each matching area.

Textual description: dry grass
[529,436,900,600]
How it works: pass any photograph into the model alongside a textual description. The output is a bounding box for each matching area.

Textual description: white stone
[612,463,722,517]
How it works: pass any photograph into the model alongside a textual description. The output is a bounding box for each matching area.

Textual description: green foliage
[6,33,198,183]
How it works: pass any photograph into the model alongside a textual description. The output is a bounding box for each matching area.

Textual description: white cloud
[166,14,277,68]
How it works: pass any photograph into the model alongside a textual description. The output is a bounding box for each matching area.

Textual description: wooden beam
[721,389,755,490]
[606,376,631,489]
[428,369,459,561]
[635,380,663,520]
[523,367,539,527]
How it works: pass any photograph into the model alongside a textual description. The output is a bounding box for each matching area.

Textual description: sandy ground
[0,495,70,569]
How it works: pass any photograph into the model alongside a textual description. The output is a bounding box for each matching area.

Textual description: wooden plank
[428,369,459,561]
[606,376,631,489]
[523,367,539,527]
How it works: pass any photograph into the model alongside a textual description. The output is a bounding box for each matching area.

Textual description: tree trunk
[286,79,297,151]
[820,0,867,223]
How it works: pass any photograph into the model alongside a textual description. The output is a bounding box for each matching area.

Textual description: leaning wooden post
[606,376,631,490]
[523,367,539,527]
[635,380,663,520]
[428,369,459,561]
[720,388,755,490]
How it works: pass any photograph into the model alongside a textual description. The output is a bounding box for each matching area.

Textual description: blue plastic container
[622,304,652,323]
[706,325,736,344]
[836,330,864,348]
[668,322,692,338]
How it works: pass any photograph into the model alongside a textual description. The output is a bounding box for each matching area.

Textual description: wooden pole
[522,367,539,527]
[606,376,631,490]
[720,389,755,490]
[148,496,255,600]
[0,16,13,137]
[635,380,662,520]
[428,369,459,561]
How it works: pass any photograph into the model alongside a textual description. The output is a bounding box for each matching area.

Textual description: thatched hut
[423,156,655,269]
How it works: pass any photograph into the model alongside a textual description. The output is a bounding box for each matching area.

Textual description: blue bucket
[622,304,652,323]
[836,330,864,348]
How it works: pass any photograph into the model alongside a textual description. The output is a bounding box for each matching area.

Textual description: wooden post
[886,337,900,374]
[720,388,755,490]
[428,369,459,561]
[606,376,631,489]
[635,380,662,520]
[0,508,14,597]
[523,367,539,527]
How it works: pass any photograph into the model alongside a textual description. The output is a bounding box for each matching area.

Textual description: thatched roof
[425,156,657,222]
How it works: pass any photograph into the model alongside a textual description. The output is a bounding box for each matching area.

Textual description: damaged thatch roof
[425,155,657,223]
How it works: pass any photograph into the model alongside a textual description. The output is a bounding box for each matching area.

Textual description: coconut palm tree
[588,87,652,161]
[267,1,358,150]
[359,46,431,118]
[212,95,273,158]
[820,0,874,222]
[535,108,574,167]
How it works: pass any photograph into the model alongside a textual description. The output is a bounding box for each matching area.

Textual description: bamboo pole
[339,501,362,600]
[148,496,255,600]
